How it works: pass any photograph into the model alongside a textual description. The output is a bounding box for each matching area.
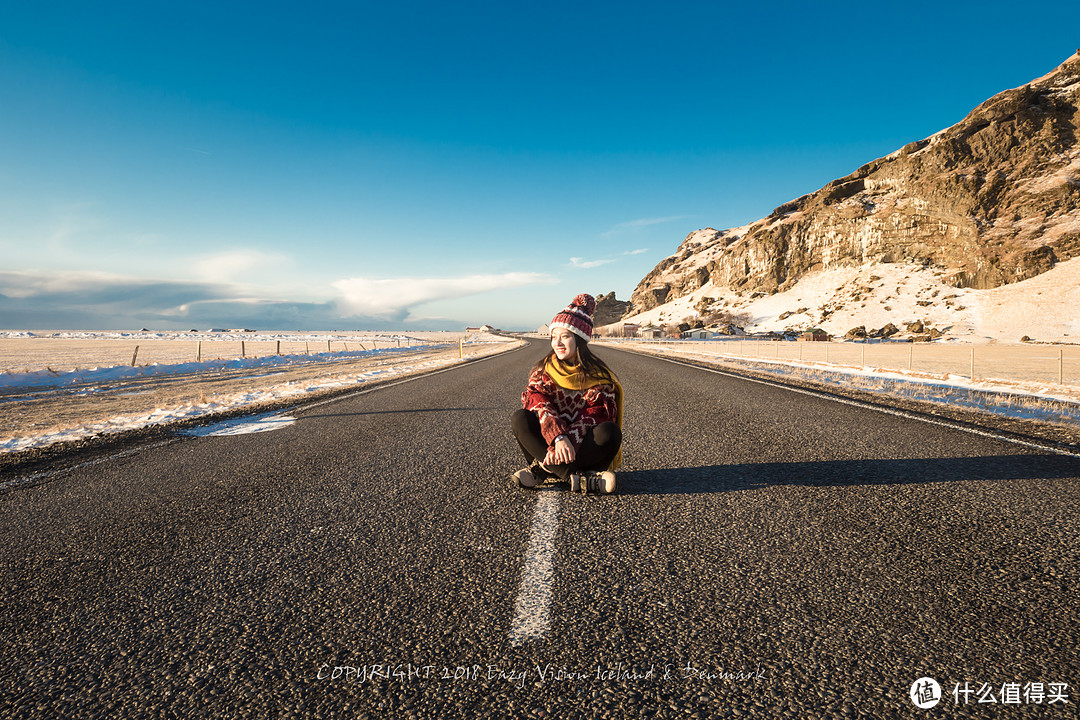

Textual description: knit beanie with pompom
[550,293,596,342]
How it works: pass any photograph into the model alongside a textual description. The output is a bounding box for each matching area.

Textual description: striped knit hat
[550,293,596,342]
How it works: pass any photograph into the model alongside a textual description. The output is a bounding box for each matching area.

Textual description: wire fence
[603,338,1080,387]
[0,336,436,375]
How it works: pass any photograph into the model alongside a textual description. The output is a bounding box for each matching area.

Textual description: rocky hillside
[592,292,630,327]
[629,51,1080,316]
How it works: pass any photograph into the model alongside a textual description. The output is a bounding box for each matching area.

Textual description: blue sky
[2,1,1078,331]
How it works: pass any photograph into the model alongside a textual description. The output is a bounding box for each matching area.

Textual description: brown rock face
[592,292,631,327]
[630,51,1080,314]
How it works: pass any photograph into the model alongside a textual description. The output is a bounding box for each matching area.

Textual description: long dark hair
[533,339,616,383]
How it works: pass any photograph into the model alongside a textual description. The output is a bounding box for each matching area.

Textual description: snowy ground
[0,329,494,374]
[620,256,1080,344]
[1,333,520,454]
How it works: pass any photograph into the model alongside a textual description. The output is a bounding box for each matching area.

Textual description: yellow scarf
[544,356,623,471]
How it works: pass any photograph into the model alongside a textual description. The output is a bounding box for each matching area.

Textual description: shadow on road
[299,406,500,419]
[616,454,1080,495]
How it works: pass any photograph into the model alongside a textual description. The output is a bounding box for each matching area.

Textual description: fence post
[197,341,202,362]
[1060,348,1064,385]
[131,345,140,367]
[276,340,281,355]
[970,346,975,380]
[825,342,829,364]
[861,343,865,367]
[459,339,463,358]
[327,340,332,353]
[241,341,246,358]
[908,344,913,371]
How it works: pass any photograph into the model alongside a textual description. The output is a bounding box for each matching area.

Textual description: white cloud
[332,272,554,319]
[192,249,289,284]
[601,215,693,237]
[569,257,616,269]
[0,269,133,298]
[0,268,555,330]
[623,248,649,256]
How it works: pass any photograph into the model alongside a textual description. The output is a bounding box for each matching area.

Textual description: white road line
[509,492,562,647]
[642,352,1080,459]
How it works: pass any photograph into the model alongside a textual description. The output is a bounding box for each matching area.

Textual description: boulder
[845,326,868,339]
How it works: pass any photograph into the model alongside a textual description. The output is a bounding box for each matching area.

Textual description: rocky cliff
[630,51,1080,315]
[592,292,631,327]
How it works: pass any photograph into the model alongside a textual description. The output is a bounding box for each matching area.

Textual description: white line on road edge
[509,492,561,647]
[642,352,1080,459]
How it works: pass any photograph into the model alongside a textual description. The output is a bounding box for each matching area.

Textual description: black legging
[511,409,621,480]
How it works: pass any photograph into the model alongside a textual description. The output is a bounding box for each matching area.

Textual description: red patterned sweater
[521,367,618,449]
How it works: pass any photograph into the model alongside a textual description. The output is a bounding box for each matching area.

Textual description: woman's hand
[544,436,576,466]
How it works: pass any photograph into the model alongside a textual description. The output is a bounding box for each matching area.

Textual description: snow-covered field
[0,331,520,454]
[0,329,488,375]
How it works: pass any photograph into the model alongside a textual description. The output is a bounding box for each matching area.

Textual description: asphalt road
[2,339,1077,719]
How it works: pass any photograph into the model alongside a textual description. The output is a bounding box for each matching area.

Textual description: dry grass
[1,340,518,449]
[609,338,1080,387]
[0,332,461,374]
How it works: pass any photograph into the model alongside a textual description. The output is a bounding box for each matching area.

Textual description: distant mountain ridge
[629,51,1080,317]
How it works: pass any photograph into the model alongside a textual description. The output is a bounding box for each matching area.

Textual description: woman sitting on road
[510,293,623,494]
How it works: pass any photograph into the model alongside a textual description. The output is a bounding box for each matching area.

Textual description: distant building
[684,328,712,339]
[537,323,550,336]
[800,328,830,342]
[465,325,495,333]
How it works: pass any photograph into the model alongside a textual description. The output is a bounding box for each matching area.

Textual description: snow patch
[182,412,297,437]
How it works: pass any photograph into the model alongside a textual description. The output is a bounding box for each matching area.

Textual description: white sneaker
[513,467,540,489]
[570,471,615,495]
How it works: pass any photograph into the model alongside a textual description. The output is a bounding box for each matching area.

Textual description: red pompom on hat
[550,293,596,342]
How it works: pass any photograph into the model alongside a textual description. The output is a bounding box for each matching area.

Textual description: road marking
[640,351,1080,459]
[181,411,297,437]
[509,492,561,647]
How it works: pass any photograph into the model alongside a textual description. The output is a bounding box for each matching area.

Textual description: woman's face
[551,328,578,361]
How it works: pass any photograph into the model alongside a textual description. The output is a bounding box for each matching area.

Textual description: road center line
[509,491,561,647]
